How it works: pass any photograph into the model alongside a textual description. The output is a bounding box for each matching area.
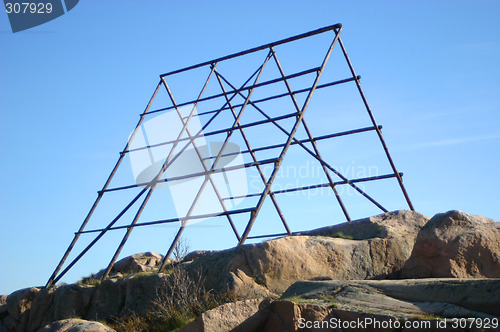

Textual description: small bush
[109,313,148,332]
[110,266,235,332]
[77,274,101,286]
[172,236,190,261]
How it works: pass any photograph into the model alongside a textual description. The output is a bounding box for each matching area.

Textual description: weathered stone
[53,284,95,322]
[264,301,342,332]
[282,278,500,318]
[6,287,40,322]
[112,252,163,274]
[184,250,220,262]
[27,286,56,332]
[180,299,270,332]
[402,210,500,278]
[0,295,7,322]
[265,300,301,332]
[188,210,429,296]
[2,315,16,332]
[94,252,164,279]
[36,319,115,332]
[121,274,169,316]
[27,283,98,332]
[5,210,500,332]
[85,280,124,322]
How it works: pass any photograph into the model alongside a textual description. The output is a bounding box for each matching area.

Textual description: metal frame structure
[46,23,413,287]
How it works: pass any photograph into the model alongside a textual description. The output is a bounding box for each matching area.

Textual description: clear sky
[1,1,499,295]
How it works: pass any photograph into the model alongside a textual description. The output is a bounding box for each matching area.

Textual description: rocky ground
[1,210,499,331]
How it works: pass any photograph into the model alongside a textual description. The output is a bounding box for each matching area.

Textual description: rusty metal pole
[46,81,162,287]
[270,46,352,222]
[213,66,292,235]
[336,36,414,211]
[161,74,242,241]
[238,26,342,245]
[215,72,388,213]
[101,67,220,280]
[157,51,274,273]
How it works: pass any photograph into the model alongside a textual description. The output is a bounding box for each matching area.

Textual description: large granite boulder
[5,209,500,332]
[5,287,40,332]
[93,252,164,279]
[180,299,270,332]
[402,210,500,278]
[187,210,429,296]
[184,278,500,332]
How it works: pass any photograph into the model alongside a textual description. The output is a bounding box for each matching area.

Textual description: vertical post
[161,72,241,241]
[270,46,351,222]
[157,51,273,272]
[101,67,220,280]
[50,186,150,285]
[336,36,414,211]
[239,27,342,245]
[215,72,388,213]
[213,65,292,234]
[46,81,162,287]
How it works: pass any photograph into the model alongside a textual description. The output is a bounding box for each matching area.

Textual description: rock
[36,318,115,332]
[54,284,95,322]
[112,252,164,274]
[402,210,500,278]
[6,287,40,326]
[282,278,500,318]
[86,273,170,319]
[6,209,500,331]
[27,286,56,332]
[28,283,96,332]
[264,300,304,332]
[2,315,16,331]
[121,273,169,316]
[184,250,218,262]
[94,252,165,279]
[85,279,123,321]
[187,210,429,296]
[0,295,7,320]
[180,299,270,332]
[179,277,500,332]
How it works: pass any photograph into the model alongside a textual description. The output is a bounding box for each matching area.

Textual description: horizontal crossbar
[203,125,381,161]
[77,207,256,235]
[124,112,299,155]
[222,172,402,201]
[160,23,342,77]
[101,158,278,193]
[145,75,359,117]
[148,67,320,116]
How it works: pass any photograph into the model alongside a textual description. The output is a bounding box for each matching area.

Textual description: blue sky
[1,1,499,295]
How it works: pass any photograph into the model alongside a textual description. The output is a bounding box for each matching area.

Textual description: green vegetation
[324,232,354,240]
[254,275,266,286]
[282,293,340,309]
[77,274,101,286]
[281,296,313,305]
[108,267,235,332]
[131,271,157,279]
